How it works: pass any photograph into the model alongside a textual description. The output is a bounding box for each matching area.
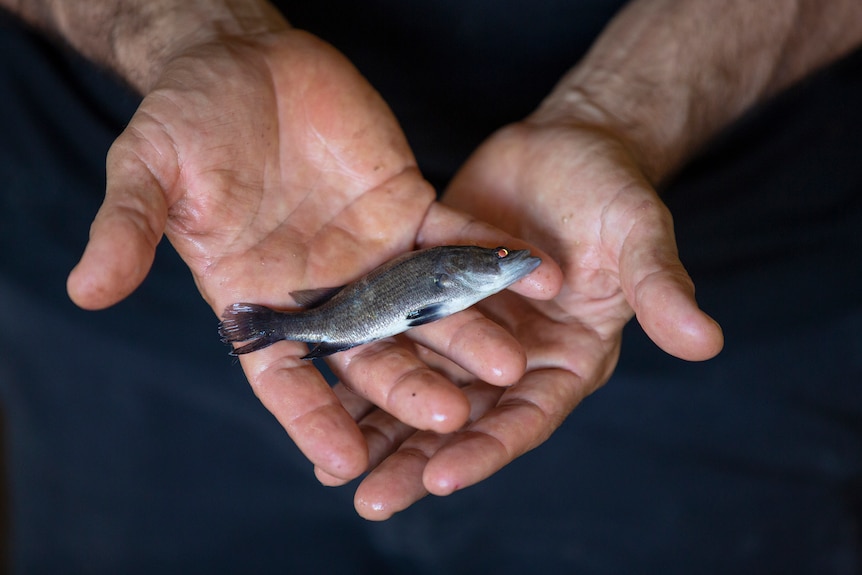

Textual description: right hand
[66,28,562,481]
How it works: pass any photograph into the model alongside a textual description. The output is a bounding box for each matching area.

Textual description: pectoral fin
[406,304,447,327]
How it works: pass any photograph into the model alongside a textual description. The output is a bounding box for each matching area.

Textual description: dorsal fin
[289,286,345,308]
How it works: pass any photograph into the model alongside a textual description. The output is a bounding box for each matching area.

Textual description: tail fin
[218,303,285,355]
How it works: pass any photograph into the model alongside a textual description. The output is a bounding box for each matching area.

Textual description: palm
[141,33,430,312]
[451,123,673,348]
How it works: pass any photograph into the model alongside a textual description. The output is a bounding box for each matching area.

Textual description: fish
[218,245,541,359]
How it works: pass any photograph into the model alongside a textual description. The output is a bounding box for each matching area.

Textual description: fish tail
[218,303,286,356]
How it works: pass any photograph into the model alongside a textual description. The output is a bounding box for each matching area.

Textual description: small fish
[218,245,541,359]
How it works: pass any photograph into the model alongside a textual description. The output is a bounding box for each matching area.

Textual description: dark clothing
[1,2,861,573]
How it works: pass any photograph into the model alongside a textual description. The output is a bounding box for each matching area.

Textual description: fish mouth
[498,249,542,283]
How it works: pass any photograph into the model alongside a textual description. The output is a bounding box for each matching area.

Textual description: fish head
[438,246,542,295]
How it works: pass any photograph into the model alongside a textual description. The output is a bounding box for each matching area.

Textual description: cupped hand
[337,119,724,520]
[65,28,561,481]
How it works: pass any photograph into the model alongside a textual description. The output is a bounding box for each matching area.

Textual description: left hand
[320,118,724,520]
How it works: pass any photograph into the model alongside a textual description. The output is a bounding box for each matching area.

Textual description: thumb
[619,199,724,362]
[67,145,169,310]
[631,264,724,361]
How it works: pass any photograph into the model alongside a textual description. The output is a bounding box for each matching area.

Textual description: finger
[352,381,504,520]
[631,266,724,360]
[359,379,504,475]
[331,379,376,421]
[406,307,527,387]
[417,203,563,301]
[422,368,590,496]
[240,341,369,481]
[353,430,440,521]
[314,408,409,488]
[328,340,472,434]
[413,344,476,386]
[314,383,405,487]
[67,142,168,310]
[615,195,724,361]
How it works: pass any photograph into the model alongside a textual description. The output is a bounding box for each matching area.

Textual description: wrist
[527,0,758,185]
[529,0,862,185]
[112,0,290,93]
[1,0,289,93]
[528,77,681,186]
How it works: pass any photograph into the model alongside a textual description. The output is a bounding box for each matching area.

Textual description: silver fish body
[218,245,541,358]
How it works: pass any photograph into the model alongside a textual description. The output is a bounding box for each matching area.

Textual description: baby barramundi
[218,245,540,359]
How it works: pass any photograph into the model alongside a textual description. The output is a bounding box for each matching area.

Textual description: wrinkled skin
[66,30,563,482]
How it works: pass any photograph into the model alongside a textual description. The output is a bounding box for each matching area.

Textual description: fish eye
[495,247,509,259]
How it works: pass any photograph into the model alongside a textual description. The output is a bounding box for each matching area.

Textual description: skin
[4,0,861,520]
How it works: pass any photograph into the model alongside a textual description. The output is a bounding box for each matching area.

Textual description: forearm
[534,0,862,183]
[0,0,288,93]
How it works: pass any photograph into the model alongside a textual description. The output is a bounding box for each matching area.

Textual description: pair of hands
[67,29,723,520]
